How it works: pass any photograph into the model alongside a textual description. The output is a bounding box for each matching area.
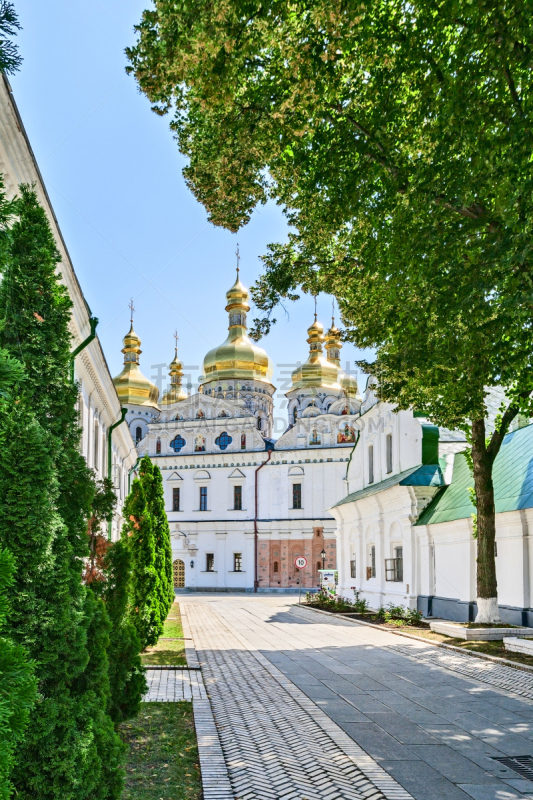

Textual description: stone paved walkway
[181,595,533,800]
[143,668,207,701]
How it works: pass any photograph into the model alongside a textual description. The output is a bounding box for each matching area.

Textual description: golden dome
[161,342,187,405]
[291,317,342,390]
[325,321,342,367]
[113,322,160,409]
[200,271,274,387]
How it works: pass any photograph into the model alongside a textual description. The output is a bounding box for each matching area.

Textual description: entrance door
[173,558,185,588]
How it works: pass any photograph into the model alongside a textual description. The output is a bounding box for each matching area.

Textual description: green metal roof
[417,422,533,526]
[332,464,444,509]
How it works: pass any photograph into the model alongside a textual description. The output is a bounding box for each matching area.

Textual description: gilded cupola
[325,321,342,367]
[113,321,160,409]
[161,334,187,405]
[291,316,342,391]
[200,270,274,388]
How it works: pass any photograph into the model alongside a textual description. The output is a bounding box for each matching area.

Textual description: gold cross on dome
[314,295,317,322]
[129,298,135,323]
[236,242,240,274]
[174,329,179,351]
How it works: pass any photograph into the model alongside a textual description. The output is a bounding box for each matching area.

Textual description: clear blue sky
[11,0,369,435]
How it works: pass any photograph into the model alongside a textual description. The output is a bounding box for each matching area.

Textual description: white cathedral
[112,271,533,623]
[113,272,363,592]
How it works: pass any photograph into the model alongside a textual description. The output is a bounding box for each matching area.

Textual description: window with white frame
[385,545,403,582]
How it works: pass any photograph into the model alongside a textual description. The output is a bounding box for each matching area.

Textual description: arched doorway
[173,558,185,589]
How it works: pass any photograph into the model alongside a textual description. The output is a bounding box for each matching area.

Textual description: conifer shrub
[0,185,124,799]
[123,470,160,649]
[104,540,147,723]
[145,462,174,623]
[0,547,36,800]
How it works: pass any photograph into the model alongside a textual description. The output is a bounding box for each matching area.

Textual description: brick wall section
[257,528,336,589]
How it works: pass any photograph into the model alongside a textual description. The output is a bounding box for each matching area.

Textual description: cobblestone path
[143,668,207,701]
[185,600,413,800]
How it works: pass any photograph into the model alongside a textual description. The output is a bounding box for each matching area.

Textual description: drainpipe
[106,407,128,540]
[128,457,140,494]
[254,449,272,592]
[70,317,98,383]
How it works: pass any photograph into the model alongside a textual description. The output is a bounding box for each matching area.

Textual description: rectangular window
[234,553,243,572]
[350,559,356,579]
[366,545,376,580]
[234,485,242,510]
[385,547,403,582]
[200,486,207,511]
[292,483,302,509]
[368,445,374,484]
[173,487,180,511]
[206,553,214,572]
[386,433,393,474]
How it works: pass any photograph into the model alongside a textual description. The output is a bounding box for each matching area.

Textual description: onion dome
[290,317,342,391]
[113,322,159,409]
[161,339,187,405]
[200,271,274,387]
[328,396,360,415]
[325,322,342,367]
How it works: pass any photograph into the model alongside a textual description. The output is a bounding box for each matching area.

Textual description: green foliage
[123,466,160,649]
[305,589,367,614]
[377,604,424,626]
[146,465,174,622]
[0,185,124,799]
[0,1,21,75]
[126,1,533,614]
[0,547,36,800]
[104,540,147,724]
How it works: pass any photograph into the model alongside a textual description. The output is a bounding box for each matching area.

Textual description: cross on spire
[314,295,317,322]
[236,242,240,275]
[174,328,179,353]
[332,297,335,325]
[129,298,135,323]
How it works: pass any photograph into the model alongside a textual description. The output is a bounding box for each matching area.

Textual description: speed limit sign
[294,556,307,569]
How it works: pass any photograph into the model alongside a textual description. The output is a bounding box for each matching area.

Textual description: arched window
[273,561,279,574]
[156,437,161,454]
[218,410,228,418]
[135,426,142,443]
[241,433,246,450]
[215,431,232,450]
[293,407,297,424]
[170,435,186,452]
[257,416,262,431]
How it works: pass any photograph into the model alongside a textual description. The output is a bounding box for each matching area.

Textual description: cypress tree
[0,546,36,800]
[145,463,174,622]
[123,468,160,649]
[0,185,124,799]
[104,540,147,723]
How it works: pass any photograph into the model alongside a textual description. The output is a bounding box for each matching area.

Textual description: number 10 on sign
[294,557,307,604]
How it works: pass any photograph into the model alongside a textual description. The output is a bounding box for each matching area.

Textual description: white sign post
[294,556,307,604]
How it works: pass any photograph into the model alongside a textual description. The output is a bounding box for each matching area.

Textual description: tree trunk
[471,418,499,622]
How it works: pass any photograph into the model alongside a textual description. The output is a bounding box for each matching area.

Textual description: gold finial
[129,298,135,324]
[174,328,179,354]
[314,295,317,322]
[332,298,335,326]
[236,242,240,275]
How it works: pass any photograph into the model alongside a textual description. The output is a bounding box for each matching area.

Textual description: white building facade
[117,274,364,590]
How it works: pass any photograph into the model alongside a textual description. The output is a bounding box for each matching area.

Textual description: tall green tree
[0,1,22,75]
[127,0,533,621]
[145,464,174,622]
[0,546,36,800]
[0,185,124,799]
[104,539,147,723]
[123,464,160,649]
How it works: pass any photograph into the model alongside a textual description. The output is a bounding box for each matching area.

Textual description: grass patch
[163,618,183,638]
[141,603,187,667]
[120,702,201,800]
